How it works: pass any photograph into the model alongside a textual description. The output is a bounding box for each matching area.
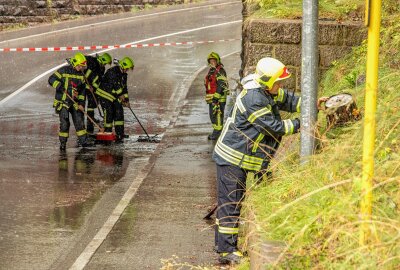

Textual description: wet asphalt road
[0,1,241,269]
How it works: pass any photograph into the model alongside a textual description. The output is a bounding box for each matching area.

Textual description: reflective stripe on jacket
[212,78,301,172]
[98,66,127,103]
[48,65,87,108]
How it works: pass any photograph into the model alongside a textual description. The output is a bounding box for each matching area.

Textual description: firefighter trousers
[101,99,124,139]
[215,164,246,253]
[86,92,97,133]
[58,107,88,145]
[209,102,225,137]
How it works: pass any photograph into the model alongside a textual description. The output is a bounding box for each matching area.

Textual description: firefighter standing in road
[204,52,229,140]
[212,57,323,264]
[83,53,113,134]
[98,56,134,142]
[48,52,93,150]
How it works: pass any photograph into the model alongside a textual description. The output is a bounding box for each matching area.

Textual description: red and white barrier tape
[0,38,239,52]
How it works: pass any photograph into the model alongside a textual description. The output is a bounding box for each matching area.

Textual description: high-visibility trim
[104,123,113,128]
[76,129,87,136]
[215,140,263,171]
[123,94,129,98]
[274,88,285,103]
[59,132,69,138]
[52,80,60,89]
[114,121,124,126]
[87,108,95,112]
[213,111,223,131]
[205,94,214,102]
[213,92,222,99]
[215,218,219,225]
[236,96,246,113]
[62,93,66,101]
[63,74,85,80]
[54,71,62,79]
[112,88,123,95]
[217,74,227,81]
[252,133,265,153]
[95,88,115,102]
[218,226,239,234]
[296,97,301,112]
[283,119,294,135]
[78,95,85,100]
[248,106,271,123]
[85,69,92,78]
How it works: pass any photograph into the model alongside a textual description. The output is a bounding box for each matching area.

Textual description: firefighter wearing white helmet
[212,57,302,265]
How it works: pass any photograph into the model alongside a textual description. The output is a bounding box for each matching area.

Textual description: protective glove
[212,102,220,115]
[292,118,301,133]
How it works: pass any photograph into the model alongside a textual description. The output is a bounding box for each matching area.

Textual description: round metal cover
[325,93,353,108]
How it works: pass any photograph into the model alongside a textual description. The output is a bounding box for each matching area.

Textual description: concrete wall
[241,18,366,90]
[0,0,190,29]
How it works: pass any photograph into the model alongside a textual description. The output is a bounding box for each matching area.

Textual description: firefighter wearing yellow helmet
[98,56,135,142]
[212,57,302,265]
[82,52,113,134]
[48,52,94,150]
[204,52,229,140]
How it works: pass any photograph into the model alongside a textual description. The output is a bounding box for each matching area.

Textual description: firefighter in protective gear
[48,52,93,150]
[98,56,134,142]
[204,52,229,140]
[83,52,112,134]
[212,57,303,264]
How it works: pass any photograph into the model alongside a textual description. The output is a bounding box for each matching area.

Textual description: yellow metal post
[360,0,381,245]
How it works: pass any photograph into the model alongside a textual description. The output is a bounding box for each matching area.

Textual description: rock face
[241,4,366,90]
[0,0,190,29]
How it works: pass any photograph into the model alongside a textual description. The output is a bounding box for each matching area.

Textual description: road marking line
[0,20,241,107]
[0,1,240,45]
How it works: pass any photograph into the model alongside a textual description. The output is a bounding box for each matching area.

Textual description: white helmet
[255,57,291,89]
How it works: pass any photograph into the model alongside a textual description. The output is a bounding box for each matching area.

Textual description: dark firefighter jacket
[99,66,128,103]
[48,65,86,110]
[84,55,105,89]
[212,74,301,171]
[204,64,229,104]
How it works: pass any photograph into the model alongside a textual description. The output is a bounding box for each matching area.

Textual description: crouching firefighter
[204,52,229,140]
[212,57,303,264]
[83,52,112,134]
[48,52,93,150]
[98,56,134,142]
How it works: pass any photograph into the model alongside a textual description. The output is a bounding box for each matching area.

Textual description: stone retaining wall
[0,0,189,29]
[241,18,366,90]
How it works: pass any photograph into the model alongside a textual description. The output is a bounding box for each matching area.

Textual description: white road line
[0,1,240,45]
[69,50,240,270]
[0,20,241,107]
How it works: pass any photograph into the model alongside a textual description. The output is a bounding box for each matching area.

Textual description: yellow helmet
[71,52,87,67]
[118,56,134,70]
[207,52,221,65]
[98,53,112,65]
[255,57,290,89]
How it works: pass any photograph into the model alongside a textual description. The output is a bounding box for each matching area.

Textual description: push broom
[127,106,160,143]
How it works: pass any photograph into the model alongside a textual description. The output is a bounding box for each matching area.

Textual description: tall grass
[243,11,400,270]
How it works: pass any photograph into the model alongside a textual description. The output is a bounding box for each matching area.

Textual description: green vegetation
[245,0,364,20]
[242,5,400,270]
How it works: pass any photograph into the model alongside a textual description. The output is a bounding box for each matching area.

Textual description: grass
[241,9,400,270]
[245,0,365,20]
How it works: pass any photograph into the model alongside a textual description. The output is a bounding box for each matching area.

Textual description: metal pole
[360,0,381,245]
[300,0,319,164]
